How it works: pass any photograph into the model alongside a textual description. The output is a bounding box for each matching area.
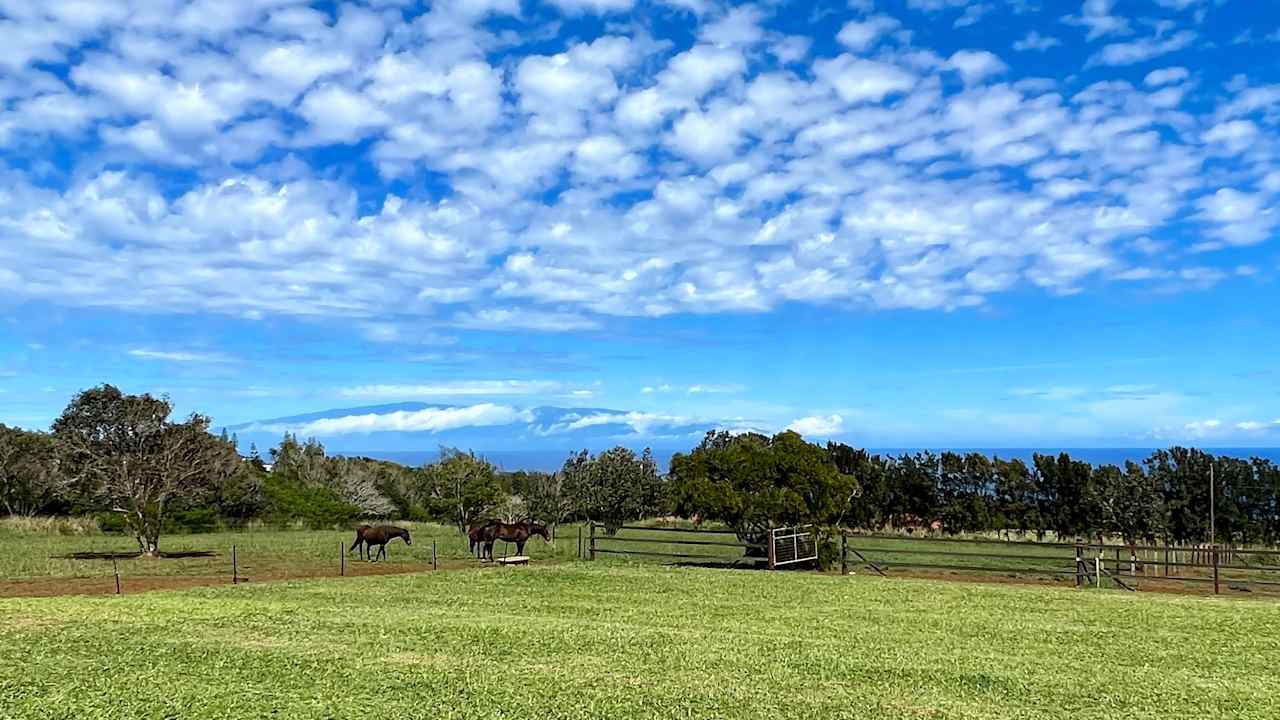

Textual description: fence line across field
[843,532,1280,596]
[588,523,762,565]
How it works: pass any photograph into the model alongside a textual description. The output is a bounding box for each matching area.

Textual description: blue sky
[1,0,1279,450]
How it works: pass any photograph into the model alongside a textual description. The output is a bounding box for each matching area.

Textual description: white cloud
[536,410,701,437]
[453,308,601,332]
[836,16,901,52]
[686,384,743,394]
[945,50,1007,84]
[1195,189,1276,246]
[814,55,917,104]
[258,404,533,436]
[1014,32,1061,52]
[128,349,233,363]
[786,414,844,437]
[298,85,388,144]
[1144,67,1189,87]
[1062,0,1131,42]
[339,381,566,398]
[546,0,636,14]
[1089,31,1196,67]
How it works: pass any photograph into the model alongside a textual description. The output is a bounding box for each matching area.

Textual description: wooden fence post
[432,539,438,571]
[112,555,121,595]
[840,533,848,576]
[232,544,238,585]
[340,542,345,577]
[577,525,583,560]
[589,523,596,561]
[1213,546,1220,595]
[1074,545,1082,587]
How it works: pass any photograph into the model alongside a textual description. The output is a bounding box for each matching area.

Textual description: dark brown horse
[349,524,412,561]
[476,520,551,561]
[467,520,499,557]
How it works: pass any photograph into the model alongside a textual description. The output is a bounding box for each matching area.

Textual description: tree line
[3,385,1278,556]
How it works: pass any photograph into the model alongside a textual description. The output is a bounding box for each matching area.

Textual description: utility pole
[1210,461,1219,595]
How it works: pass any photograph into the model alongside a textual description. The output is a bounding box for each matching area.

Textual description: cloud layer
[0,0,1274,333]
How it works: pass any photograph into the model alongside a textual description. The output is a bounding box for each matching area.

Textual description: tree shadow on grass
[51,550,217,560]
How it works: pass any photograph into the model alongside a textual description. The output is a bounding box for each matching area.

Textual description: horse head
[528,521,552,543]
[400,527,412,545]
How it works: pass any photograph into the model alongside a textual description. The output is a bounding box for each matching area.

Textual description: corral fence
[584,523,821,570]
[586,523,763,567]
[841,532,1280,596]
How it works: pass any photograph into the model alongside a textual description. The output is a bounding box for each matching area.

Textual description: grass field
[6,521,1279,599]
[0,522,579,589]
[2,564,1279,719]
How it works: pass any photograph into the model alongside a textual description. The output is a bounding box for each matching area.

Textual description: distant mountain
[221,402,715,467]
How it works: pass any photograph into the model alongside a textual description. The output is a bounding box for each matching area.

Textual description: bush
[96,513,128,534]
[165,507,220,534]
[262,476,360,529]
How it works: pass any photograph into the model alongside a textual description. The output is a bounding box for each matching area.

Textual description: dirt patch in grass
[0,560,480,599]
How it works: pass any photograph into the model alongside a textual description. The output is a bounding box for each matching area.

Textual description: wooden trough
[494,555,530,566]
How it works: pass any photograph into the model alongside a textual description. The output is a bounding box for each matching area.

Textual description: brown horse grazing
[349,524,412,561]
[476,520,551,561]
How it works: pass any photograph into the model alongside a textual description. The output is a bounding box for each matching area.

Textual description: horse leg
[517,540,526,556]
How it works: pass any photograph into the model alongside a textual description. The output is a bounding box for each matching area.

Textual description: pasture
[0,522,577,597]
[2,564,1279,719]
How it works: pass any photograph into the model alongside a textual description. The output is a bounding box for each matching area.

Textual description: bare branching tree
[52,385,239,556]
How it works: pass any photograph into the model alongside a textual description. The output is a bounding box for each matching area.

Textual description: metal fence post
[577,525,583,560]
[840,533,848,576]
[767,528,777,570]
[340,542,345,577]
[112,555,121,595]
[232,544,238,585]
[433,539,438,571]
[589,523,596,561]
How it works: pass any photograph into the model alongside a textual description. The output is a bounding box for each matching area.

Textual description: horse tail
[349,526,367,553]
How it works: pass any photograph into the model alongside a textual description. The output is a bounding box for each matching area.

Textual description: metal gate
[768,526,818,569]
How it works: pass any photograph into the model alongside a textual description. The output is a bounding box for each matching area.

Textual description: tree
[270,434,329,486]
[52,385,239,556]
[1091,462,1163,545]
[992,457,1038,538]
[1146,447,1213,544]
[425,448,504,532]
[0,424,67,516]
[1033,452,1097,540]
[826,443,889,530]
[509,470,574,534]
[562,446,660,534]
[326,457,397,517]
[669,431,857,552]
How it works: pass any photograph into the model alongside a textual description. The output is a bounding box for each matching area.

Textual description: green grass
[0,523,582,583]
[2,564,1279,719]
